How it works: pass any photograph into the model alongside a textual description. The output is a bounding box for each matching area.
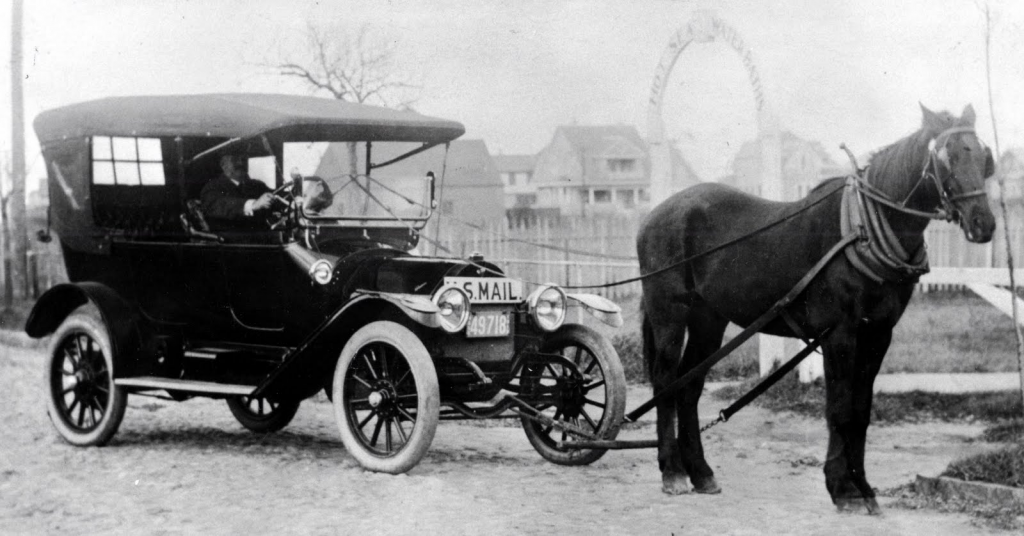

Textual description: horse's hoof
[691,475,722,495]
[865,497,883,516]
[661,473,690,495]
[835,497,882,515]
[835,497,863,513]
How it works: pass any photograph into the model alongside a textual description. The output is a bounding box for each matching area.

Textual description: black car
[26,94,626,473]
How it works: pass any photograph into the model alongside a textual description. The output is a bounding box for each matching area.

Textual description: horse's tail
[641,307,656,384]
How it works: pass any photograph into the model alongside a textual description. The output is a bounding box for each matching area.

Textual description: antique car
[26,94,626,473]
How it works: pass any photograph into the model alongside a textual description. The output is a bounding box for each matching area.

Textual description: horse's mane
[864,129,930,197]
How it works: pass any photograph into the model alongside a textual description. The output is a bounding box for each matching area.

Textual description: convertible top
[33,93,466,144]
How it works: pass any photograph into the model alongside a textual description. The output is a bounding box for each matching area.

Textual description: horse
[636,104,996,513]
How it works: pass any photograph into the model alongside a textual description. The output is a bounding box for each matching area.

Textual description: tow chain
[700,413,726,433]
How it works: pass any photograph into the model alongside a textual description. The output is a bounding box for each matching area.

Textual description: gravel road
[0,343,1009,535]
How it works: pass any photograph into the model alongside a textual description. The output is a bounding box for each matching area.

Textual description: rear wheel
[45,310,127,446]
[226,396,300,433]
[520,324,626,465]
[333,321,439,474]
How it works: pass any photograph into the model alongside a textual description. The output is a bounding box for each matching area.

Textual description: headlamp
[529,285,566,332]
[434,287,470,332]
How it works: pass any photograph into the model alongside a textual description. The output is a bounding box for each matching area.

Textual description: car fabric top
[33,93,466,145]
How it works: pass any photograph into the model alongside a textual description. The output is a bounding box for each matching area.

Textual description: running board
[115,377,255,396]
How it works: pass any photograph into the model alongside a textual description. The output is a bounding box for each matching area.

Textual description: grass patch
[608,290,1019,387]
[612,331,758,384]
[982,420,1024,443]
[942,443,1024,488]
[885,481,1024,531]
[885,291,1020,374]
[713,373,1024,423]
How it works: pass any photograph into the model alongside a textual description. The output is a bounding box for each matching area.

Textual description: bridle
[852,125,987,223]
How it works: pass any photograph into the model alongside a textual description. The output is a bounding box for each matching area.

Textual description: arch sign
[646,11,818,380]
[646,10,781,206]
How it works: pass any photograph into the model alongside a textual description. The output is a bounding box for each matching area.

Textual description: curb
[915,475,1024,509]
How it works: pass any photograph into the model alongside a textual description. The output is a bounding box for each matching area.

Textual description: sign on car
[443,277,523,303]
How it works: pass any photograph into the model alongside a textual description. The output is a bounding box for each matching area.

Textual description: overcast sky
[2,0,1023,187]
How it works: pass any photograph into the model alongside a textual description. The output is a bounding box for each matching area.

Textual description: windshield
[284,141,438,223]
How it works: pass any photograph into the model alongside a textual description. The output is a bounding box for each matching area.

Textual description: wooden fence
[433,214,645,301]
[435,214,1024,298]
[10,214,1024,302]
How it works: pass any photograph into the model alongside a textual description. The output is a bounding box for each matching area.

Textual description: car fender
[25,282,145,374]
[567,292,624,328]
[252,292,439,400]
[350,290,441,329]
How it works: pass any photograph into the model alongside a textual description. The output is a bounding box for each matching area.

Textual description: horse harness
[840,125,985,284]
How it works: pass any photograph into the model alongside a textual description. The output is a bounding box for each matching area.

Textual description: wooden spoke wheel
[226,396,300,433]
[520,324,626,465]
[333,321,439,474]
[45,310,127,446]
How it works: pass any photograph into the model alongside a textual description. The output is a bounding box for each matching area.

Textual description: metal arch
[647,10,782,206]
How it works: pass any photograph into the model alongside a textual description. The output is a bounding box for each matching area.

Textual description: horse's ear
[920,103,945,133]
[961,104,977,126]
[984,146,996,178]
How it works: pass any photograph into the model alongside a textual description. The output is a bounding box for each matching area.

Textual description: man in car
[201,153,276,231]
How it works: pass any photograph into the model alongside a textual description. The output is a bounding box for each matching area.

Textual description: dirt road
[0,344,1008,535]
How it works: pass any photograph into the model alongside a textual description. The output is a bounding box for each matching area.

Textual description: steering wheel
[266,180,299,230]
[269,181,295,207]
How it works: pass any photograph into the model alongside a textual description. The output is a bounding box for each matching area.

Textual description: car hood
[334,251,505,298]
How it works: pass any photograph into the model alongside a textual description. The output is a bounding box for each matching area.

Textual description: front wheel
[45,310,128,446]
[226,396,300,433]
[520,324,626,465]
[333,321,439,474]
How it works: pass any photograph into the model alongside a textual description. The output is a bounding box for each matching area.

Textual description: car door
[219,241,290,335]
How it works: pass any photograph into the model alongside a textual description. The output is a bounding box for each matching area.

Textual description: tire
[520,324,626,465]
[44,310,128,446]
[226,396,300,433]
[333,321,439,474]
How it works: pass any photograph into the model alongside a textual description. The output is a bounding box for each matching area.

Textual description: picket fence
[10,214,1024,302]
[434,214,1024,299]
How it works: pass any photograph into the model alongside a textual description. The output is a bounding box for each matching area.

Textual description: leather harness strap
[841,177,930,284]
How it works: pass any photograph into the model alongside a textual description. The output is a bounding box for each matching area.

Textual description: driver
[201,153,276,231]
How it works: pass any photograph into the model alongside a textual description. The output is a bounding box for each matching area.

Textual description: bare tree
[268,22,420,176]
[272,23,419,109]
[976,1,1024,417]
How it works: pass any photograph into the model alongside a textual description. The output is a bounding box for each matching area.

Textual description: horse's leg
[643,310,689,495]
[676,305,728,494]
[821,322,885,515]
[842,323,891,515]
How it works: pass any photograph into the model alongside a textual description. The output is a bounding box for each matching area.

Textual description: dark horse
[637,105,996,513]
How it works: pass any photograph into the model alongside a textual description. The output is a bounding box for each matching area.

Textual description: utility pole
[9,0,28,303]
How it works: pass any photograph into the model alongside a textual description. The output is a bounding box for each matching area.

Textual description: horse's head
[921,104,996,243]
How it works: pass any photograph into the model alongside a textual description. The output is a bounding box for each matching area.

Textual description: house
[530,124,700,216]
[989,148,1024,202]
[314,139,505,227]
[721,131,845,200]
[494,154,537,210]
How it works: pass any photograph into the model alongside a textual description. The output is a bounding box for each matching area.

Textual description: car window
[285,141,435,221]
[91,136,166,186]
[248,156,276,189]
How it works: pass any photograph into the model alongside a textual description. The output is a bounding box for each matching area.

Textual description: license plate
[443,277,523,303]
[465,311,511,338]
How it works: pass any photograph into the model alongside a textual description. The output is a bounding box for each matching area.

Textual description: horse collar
[840,177,929,284]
